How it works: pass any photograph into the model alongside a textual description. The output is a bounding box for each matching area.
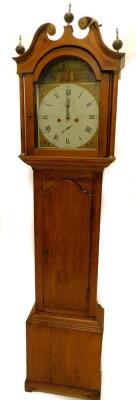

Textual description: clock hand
[61,125,73,134]
[65,89,71,120]
[66,108,70,120]
[65,100,70,120]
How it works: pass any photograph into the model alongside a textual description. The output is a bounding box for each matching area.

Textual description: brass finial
[64,2,74,25]
[15,35,25,55]
[47,23,56,36]
[112,28,123,52]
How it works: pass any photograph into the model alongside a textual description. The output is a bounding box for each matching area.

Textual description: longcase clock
[14,6,125,400]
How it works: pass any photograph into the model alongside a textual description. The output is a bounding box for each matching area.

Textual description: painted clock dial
[38,83,99,149]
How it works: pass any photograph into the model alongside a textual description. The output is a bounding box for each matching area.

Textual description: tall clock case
[14,20,125,399]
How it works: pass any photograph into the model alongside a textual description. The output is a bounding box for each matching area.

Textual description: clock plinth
[14,9,125,399]
[25,303,103,399]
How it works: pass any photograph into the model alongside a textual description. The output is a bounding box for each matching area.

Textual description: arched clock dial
[38,83,99,148]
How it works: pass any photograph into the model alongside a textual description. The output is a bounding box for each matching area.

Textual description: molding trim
[19,154,115,171]
[25,379,100,399]
[26,304,104,333]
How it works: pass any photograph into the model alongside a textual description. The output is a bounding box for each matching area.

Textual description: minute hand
[65,90,71,120]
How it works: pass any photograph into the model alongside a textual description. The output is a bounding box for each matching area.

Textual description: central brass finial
[69,3,71,12]
[64,2,74,25]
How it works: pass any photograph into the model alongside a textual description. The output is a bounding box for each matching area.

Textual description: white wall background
[0,1,136,400]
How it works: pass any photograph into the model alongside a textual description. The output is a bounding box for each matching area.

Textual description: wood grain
[26,305,103,394]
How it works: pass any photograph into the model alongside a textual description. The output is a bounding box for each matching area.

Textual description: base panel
[25,305,103,399]
[25,379,100,399]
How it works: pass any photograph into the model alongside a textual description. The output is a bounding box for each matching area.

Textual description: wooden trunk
[25,169,104,399]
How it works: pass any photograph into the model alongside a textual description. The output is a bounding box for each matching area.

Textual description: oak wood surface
[34,170,102,318]
[42,178,92,311]
[26,304,103,396]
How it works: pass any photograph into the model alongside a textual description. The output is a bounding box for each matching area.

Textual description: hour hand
[61,125,73,134]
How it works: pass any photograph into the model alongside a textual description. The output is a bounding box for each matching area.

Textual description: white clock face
[38,83,99,149]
